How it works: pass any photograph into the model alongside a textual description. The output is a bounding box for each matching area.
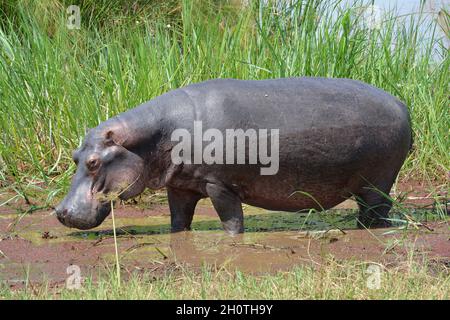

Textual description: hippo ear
[104,129,128,146]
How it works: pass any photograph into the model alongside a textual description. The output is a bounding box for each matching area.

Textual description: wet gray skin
[56,77,412,233]
[56,130,146,229]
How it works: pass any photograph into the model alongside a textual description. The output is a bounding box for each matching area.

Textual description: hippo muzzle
[55,173,112,230]
[55,131,146,230]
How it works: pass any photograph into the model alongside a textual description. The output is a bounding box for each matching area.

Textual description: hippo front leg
[206,183,244,235]
[167,187,202,232]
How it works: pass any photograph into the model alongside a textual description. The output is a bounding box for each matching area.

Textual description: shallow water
[0,191,448,283]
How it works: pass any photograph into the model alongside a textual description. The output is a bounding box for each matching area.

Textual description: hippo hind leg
[167,187,202,232]
[206,183,244,235]
[355,182,393,229]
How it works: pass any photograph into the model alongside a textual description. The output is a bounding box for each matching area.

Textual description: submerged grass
[0,0,448,205]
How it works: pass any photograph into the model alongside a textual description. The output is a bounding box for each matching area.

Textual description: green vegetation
[0,0,448,206]
[1,259,449,299]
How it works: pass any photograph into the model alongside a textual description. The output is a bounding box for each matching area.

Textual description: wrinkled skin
[56,77,412,233]
[56,129,146,229]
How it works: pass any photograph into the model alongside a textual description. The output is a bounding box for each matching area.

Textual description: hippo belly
[175,122,393,212]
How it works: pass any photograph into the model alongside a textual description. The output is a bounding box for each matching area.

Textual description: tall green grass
[0,0,448,204]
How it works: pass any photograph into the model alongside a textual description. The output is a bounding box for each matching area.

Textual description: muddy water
[0,193,448,285]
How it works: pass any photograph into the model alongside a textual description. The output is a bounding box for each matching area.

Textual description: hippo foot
[222,218,245,235]
[357,217,392,229]
[356,184,394,229]
[206,182,244,235]
[168,187,202,233]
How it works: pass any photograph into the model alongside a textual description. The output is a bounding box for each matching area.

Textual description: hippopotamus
[55,77,412,234]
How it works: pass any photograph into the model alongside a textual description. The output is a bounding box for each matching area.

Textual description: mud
[0,181,448,287]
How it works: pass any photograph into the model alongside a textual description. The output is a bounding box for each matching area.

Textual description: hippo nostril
[56,207,68,219]
[57,214,65,224]
[56,208,72,226]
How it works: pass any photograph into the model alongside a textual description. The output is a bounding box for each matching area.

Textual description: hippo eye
[86,157,101,171]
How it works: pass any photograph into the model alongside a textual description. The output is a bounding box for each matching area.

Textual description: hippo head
[56,125,146,229]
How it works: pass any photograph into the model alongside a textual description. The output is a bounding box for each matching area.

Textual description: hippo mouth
[56,201,112,230]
